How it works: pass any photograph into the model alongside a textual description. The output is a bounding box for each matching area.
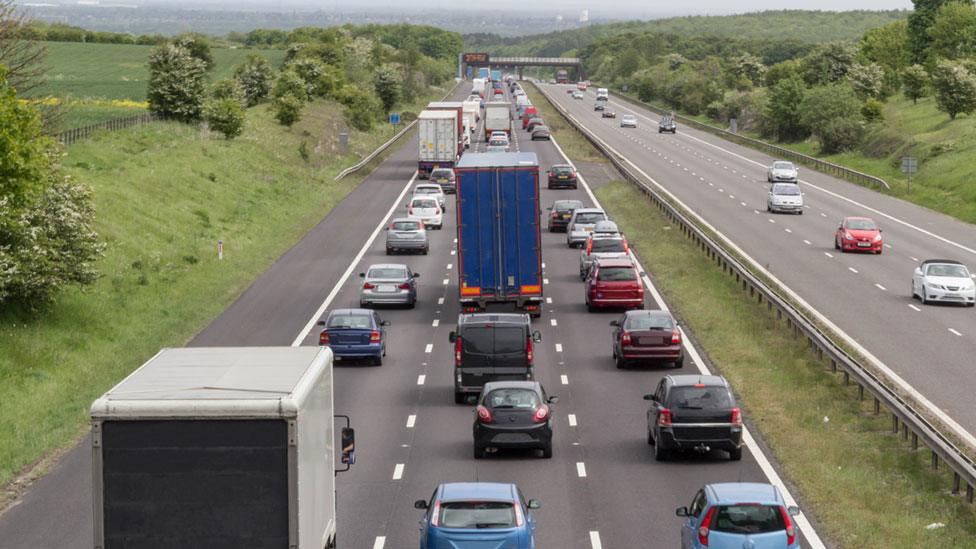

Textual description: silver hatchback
[567,208,609,248]
[385,218,429,255]
[579,235,629,280]
[359,264,419,308]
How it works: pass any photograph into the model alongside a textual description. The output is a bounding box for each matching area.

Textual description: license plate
[558,175,567,179]
[857,242,871,247]
[377,285,396,293]
[562,214,571,219]
[585,227,593,233]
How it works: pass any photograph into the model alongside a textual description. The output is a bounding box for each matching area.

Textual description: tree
[272,70,309,102]
[799,84,865,153]
[373,65,401,113]
[928,1,976,60]
[800,42,858,86]
[613,46,642,80]
[0,0,47,95]
[762,75,808,141]
[173,33,214,71]
[728,54,766,88]
[233,54,274,107]
[273,94,303,127]
[203,98,245,139]
[862,98,885,121]
[860,20,910,93]
[902,64,930,103]
[908,0,972,63]
[147,44,207,122]
[665,53,687,71]
[764,60,800,87]
[930,59,976,118]
[288,58,343,98]
[848,62,886,99]
[210,79,245,102]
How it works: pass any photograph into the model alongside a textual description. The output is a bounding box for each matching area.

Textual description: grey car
[579,235,629,280]
[567,208,610,248]
[767,183,804,214]
[359,264,419,308]
[385,218,429,255]
[766,161,798,182]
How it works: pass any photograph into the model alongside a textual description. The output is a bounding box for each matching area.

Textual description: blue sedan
[317,308,389,365]
[676,483,800,549]
[415,482,540,549]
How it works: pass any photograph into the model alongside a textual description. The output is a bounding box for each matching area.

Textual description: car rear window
[415,186,439,194]
[438,501,516,529]
[392,221,420,231]
[712,505,787,535]
[625,314,674,330]
[575,212,606,224]
[368,267,407,279]
[412,199,437,208]
[484,388,540,409]
[489,139,507,146]
[327,314,371,329]
[591,239,626,253]
[597,267,637,281]
[554,201,583,212]
[667,386,733,410]
[493,327,525,354]
[431,169,453,180]
[462,328,493,355]
[552,166,574,175]
[773,185,800,196]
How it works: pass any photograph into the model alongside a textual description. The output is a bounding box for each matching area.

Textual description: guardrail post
[843,371,849,385]
[931,450,939,471]
[911,432,918,450]
[892,414,899,433]
[830,359,837,373]
[857,384,864,400]
[967,483,974,503]
[901,423,908,441]
[873,397,880,414]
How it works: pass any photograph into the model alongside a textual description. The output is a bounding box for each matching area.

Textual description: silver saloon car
[359,264,419,308]
[912,259,976,306]
[567,208,610,248]
[385,218,429,255]
[579,235,630,280]
[767,183,804,214]
[767,161,798,182]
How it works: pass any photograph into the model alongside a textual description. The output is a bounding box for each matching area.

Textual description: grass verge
[0,84,448,496]
[531,82,976,547]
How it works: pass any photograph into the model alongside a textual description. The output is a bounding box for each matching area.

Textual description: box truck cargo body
[455,153,543,317]
[90,347,354,549]
[418,110,459,178]
[491,69,502,82]
[471,78,486,98]
[484,101,512,142]
[462,99,481,127]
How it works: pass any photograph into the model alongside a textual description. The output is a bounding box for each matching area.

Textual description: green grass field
[0,83,449,497]
[31,41,285,101]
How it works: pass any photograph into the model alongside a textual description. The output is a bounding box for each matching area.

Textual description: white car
[486,136,510,153]
[620,114,638,128]
[572,91,584,99]
[766,183,804,214]
[767,161,798,182]
[407,196,443,230]
[414,183,446,211]
[912,260,976,306]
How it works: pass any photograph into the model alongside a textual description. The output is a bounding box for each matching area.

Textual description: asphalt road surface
[544,83,976,451]
[0,83,822,548]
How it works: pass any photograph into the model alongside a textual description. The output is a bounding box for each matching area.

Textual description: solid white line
[392,463,404,480]
[849,267,859,274]
[875,283,887,291]
[568,414,578,427]
[291,173,417,346]
[373,536,386,549]
[576,462,587,477]
[446,263,453,270]
[424,343,433,353]
[406,414,416,428]
[432,319,439,327]
[908,304,921,311]
[551,318,558,326]
[417,374,426,385]
[589,531,603,549]
[910,256,919,262]
[560,374,569,384]
[555,343,563,352]
[950,328,963,336]
[438,297,445,305]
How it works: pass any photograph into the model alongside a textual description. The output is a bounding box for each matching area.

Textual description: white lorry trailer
[418,109,459,178]
[462,98,480,128]
[90,347,354,549]
[484,101,512,142]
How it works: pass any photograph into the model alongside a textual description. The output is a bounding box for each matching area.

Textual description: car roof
[626,309,673,319]
[439,482,517,502]
[594,258,635,268]
[329,308,373,316]
[367,263,408,270]
[533,126,549,130]
[415,184,441,189]
[410,195,438,202]
[459,313,530,326]
[921,259,963,266]
[844,216,874,222]
[706,483,782,505]
[482,380,541,392]
[666,374,728,388]
[574,208,606,214]
[391,217,421,224]
[553,200,583,208]
[551,164,573,169]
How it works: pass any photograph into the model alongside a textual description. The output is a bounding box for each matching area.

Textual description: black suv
[473,381,558,459]
[449,314,542,404]
[643,375,743,461]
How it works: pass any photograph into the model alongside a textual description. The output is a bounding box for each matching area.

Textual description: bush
[861,98,885,122]
[820,117,866,154]
[210,79,245,102]
[273,94,303,127]
[799,83,864,153]
[233,54,274,107]
[203,98,246,139]
[172,33,214,71]
[273,70,309,102]
[147,44,208,122]
[901,64,930,104]
[762,75,808,141]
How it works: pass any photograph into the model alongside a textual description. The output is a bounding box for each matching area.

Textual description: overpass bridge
[460,53,585,80]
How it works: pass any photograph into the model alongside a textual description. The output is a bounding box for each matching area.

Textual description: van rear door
[490,325,530,380]
[459,324,529,387]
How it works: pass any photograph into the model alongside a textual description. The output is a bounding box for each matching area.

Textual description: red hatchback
[610,310,684,369]
[584,258,645,311]
[835,216,883,254]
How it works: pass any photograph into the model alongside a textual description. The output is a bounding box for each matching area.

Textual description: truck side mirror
[532,331,542,343]
[448,332,457,343]
[340,427,356,466]
[414,500,429,510]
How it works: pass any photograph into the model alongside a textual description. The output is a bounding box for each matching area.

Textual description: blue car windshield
[439,501,516,529]
[327,314,372,329]
[712,505,786,535]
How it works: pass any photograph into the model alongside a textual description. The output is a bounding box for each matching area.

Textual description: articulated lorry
[418,109,459,178]
[90,347,354,549]
[455,152,543,317]
[483,101,512,142]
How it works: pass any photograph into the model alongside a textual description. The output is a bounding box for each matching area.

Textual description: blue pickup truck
[455,152,543,318]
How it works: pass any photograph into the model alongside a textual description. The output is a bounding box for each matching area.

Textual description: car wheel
[921,286,928,305]
[654,440,669,461]
[729,447,743,461]
[647,429,654,445]
[798,210,803,215]
[876,248,883,255]
[454,391,466,405]
[359,301,369,309]
[423,247,429,255]
[674,356,684,369]
[834,238,840,250]
[473,444,485,459]
[386,247,393,255]
[572,184,578,190]
[540,444,553,459]
[373,355,383,366]
[587,303,596,313]
[615,354,626,369]
[408,299,416,309]
[766,204,771,213]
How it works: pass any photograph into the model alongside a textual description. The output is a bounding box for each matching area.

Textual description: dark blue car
[415,482,540,549]
[317,308,389,365]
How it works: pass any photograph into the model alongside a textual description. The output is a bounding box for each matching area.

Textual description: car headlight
[845,233,854,240]
[873,234,882,242]
[931,284,946,291]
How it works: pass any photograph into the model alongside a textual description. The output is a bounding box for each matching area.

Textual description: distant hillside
[470,10,909,57]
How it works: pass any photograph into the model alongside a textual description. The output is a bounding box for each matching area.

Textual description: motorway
[0,83,821,548]
[542,83,976,449]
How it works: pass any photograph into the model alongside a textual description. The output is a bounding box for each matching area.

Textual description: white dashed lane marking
[568,414,578,427]
[424,343,433,353]
[437,297,444,305]
[546,297,553,304]
[576,462,587,477]
[908,304,921,312]
[555,343,563,352]
[561,374,569,385]
[392,464,404,480]
[849,267,859,274]
[432,319,439,327]
[417,375,426,385]
[825,252,834,258]
[551,318,558,327]
[589,531,603,549]
[442,278,449,285]
[875,284,887,291]
[373,537,386,549]
[949,328,963,336]
[406,415,416,428]
[803,240,812,246]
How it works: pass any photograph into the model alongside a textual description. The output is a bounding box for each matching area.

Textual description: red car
[835,216,883,254]
[585,258,645,312]
[610,310,684,369]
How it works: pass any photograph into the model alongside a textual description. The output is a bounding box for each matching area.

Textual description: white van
[596,88,609,100]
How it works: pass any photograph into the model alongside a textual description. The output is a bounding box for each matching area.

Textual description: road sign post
[901,156,918,193]
[389,113,401,136]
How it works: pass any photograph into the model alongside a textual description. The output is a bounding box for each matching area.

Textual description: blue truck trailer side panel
[456,153,542,316]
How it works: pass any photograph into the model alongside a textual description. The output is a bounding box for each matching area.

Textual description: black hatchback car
[547,164,578,189]
[547,199,584,232]
[449,314,542,404]
[473,381,558,459]
[644,375,743,462]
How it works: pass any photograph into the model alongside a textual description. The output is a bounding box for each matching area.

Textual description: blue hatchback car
[676,483,800,549]
[415,482,540,549]
[317,308,389,365]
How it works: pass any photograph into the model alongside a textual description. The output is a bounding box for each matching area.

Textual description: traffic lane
[191,85,470,347]
[549,88,976,434]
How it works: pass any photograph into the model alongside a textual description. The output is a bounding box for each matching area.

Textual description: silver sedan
[385,218,429,255]
[359,264,419,308]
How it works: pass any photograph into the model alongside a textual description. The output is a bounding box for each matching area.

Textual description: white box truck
[462,98,480,127]
[462,115,472,149]
[418,109,459,178]
[484,101,512,142]
[471,77,487,98]
[90,347,354,549]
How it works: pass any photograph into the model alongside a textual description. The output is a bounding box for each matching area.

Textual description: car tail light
[319,331,330,345]
[586,239,592,254]
[731,407,742,427]
[778,506,796,545]
[476,405,493,423]
[671,329,681,344]
[369,331,381,343]
[533,405,550,423]
[455,337,462,366]
[408,205,413,215]
[657,408,673,428]
[514,502,525,527]
[430,500,441,527]
[552,211,559,218]
[698,506,717,546]
[526,337,534,365]
[363,282,376,290]
[398,282,411,290]
[621,331,632,345]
